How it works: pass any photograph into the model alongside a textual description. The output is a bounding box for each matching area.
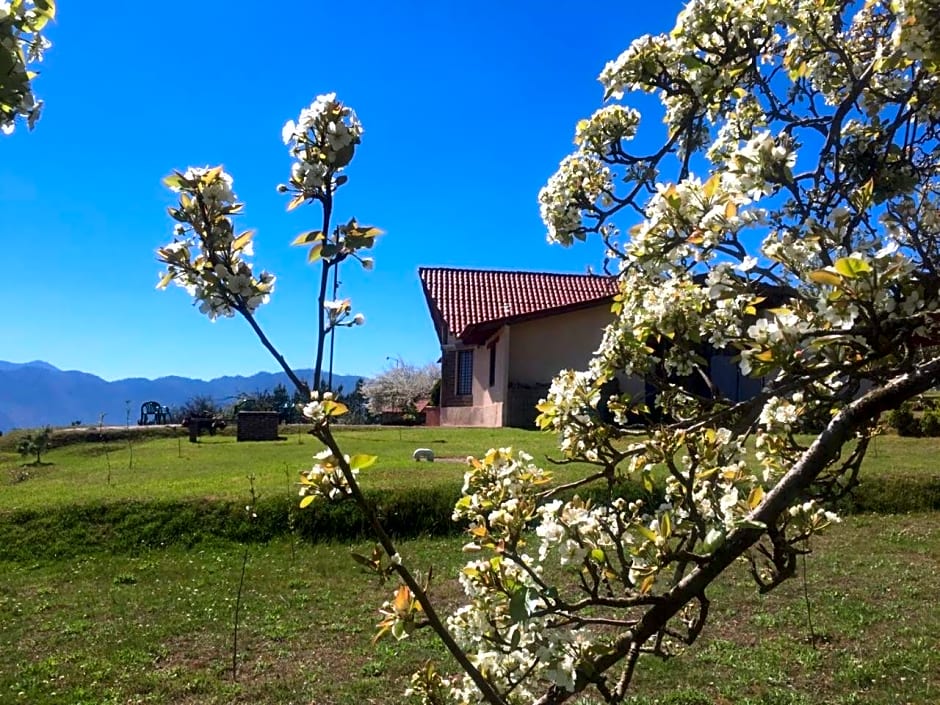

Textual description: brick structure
[236,411,280,441]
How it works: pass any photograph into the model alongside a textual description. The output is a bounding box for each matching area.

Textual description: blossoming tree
[362,360,440,416]
[157,93,380,394]
[159,1,940,702]
[0,0,55,134]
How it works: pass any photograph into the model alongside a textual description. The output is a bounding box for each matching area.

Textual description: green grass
[1,515,937,704]
[0,426,581,512]
[1,427,938,702]
[2,427,938,516]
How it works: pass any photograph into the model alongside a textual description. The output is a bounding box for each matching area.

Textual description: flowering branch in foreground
[0,0,55,134]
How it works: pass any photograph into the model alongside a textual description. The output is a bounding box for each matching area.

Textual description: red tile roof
[419,267,618,343]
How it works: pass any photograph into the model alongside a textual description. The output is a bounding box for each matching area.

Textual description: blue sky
[3,1,683,382]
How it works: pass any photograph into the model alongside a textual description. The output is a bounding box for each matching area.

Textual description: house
[419,266,771,429]
[418,267,642,428]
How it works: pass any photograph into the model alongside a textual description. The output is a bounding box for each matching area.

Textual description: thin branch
[315,425,508,705]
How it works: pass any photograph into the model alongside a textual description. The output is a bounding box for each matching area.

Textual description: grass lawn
[1,514,937,704]
[0,426,586,513]
[1,426,938,703]
[1,427,938,514]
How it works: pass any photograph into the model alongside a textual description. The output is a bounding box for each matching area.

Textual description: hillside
[0,361,361,431]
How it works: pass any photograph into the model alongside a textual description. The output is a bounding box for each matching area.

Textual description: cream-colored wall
[438,306,643,427]
[508,304,614,385]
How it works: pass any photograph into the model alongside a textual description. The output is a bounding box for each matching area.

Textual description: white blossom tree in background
[362,360,439,415]
[0,0,55,134]
[158,2,940,703]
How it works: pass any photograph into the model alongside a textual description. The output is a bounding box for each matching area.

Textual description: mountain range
[0,360,361,432]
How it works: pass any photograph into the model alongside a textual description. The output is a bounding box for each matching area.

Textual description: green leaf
[753,349,774,363]
[680,54,707,71]
[590,548,605,563]
[660,512,672,540]
[701,527,725,552]
[833,256,872,279]
[747,485,765,510]
[509,587,530,623]
[162,173,184,189]
[156,272,175,290]
[322,400,348,417]
[291,230,324,246]
[306,245,323,263]
[232,231,254,252]
[733,518,768,531]
[852,178,875,210]
[350,552,378,571]
[808,269,843,287]
[349,454,378,471]
[510,627,521,649]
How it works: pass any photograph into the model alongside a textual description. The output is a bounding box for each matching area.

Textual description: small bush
[887,402,920,436]
[920,407,940,437]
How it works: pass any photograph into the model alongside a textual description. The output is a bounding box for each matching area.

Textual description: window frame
[456,349,473,396]
[488,340,497,388]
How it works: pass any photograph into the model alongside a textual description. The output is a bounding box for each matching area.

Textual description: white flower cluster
[301,390,341,426]
[446,552,587,698]
[599,33,676,102]
[298,448,357,503]
[158,167,276,320]
[574,104,640,157]
[282,93,363,196]
[721,131,796,201]
[890,0,940,64]
[536,369,607,459]
[0,0,54,134]
[453,448,551,548]
[787,499,840,530]
[538,153,614,246]
[437,423,784,700]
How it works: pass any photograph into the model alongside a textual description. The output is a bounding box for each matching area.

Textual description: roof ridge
[417,266,614,278]
[418,266,619,343]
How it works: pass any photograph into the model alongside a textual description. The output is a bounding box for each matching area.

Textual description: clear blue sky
[3,1,682,382]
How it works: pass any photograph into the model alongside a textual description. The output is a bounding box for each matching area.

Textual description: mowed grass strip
[0,427,586,512]
[2,427,938,516]
[0,514,937,705]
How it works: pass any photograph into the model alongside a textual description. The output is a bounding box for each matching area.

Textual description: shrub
[888,402,920,436]
[920,407,940,437]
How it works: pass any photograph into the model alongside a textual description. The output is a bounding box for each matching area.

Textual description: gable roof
[419,267,618,344]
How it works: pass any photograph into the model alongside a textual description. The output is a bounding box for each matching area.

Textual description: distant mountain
[0,360,58,372]
[0,361,361,431]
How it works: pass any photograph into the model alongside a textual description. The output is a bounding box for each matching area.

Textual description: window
[456,349,473,396]
[488,341,497,387]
